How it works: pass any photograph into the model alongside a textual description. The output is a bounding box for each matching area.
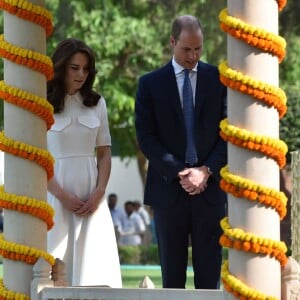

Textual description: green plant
[118,245,141,264]
[140,244,160,265]
[118,245,229,265]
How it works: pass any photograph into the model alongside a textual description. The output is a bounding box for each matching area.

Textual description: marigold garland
[0,234,55,266]
[220,118,288,168]
[277,0,287,11]
[220,217,288,266]
[0,34,53,80]
[0,279,29,300]
[0,1,55,299]
[0,185,54,230]
[0,0,53,37]
[0,80,54,129]
[219,8,286,62]
[221,260,278,300]
[220,166,287,220]
[219,1,288,299]
[219,61,287,119]
[0,131,54,180]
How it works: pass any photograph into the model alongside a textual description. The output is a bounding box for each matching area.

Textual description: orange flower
[0,143,54,180]
[0,48,53,80]
[220,131,286,168]
[0,0,53,36]
[220,179,286,219]
[220,23,286,62]
[220,75,286,118]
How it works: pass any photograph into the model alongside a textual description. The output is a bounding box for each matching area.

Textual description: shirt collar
[172,56,198,75]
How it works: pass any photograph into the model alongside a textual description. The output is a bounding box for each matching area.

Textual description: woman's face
[65,52,90,95]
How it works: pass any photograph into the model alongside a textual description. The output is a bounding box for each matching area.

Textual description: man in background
[118,201,146,246]
[108,193,124,242]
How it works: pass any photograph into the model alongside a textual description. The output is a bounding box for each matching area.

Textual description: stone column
[2,0,51,297]
[220,0,287,298]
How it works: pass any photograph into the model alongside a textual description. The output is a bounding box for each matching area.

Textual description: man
[108,193,124,231]
[118,201,146,246]
[133,200,151,227]
[133,200,152,245]
[135,15,227,289]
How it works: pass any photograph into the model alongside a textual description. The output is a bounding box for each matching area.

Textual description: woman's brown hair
[47,38,100,113]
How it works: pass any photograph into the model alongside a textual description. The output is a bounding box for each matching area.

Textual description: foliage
[139,244,160,265]
[279,0,300,162]
[280,83,300,163]
[0,1,299,162]
[121,267,195,288]
[118,244,229,265]
[45,0,227,157]
[118,245,141,264]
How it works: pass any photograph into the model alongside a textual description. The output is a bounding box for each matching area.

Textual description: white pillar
[225,0,283,298]
[2,0,49,296]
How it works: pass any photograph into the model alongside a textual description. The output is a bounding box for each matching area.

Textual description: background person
[47,38,122,287]
[133,200,152,245]
[135,15,227,289]
[133,200,150,227]
[108,192,124,229]
[108,192,125,244]
[118,200,146,246]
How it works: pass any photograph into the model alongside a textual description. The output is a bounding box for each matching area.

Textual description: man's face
[125,203,134,216]
[108,196,117,209]
[170,28,203,69]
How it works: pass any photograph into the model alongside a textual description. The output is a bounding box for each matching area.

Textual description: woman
[47,38,122,287]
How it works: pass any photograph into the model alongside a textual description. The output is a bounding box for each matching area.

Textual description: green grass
[121,265,194,288]
[0,264,195,288]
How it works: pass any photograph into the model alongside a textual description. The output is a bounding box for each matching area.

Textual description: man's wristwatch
[206,166,213,177]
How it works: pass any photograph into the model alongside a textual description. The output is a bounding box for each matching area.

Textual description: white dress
[47,92,122,287]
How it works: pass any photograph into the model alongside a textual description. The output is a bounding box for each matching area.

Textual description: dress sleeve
[96,96,112,147]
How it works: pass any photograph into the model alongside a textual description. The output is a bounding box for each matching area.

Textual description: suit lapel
[195,62,206,115]
[163,61,184,122]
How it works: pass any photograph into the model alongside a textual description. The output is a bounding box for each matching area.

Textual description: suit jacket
[135,60,227,209]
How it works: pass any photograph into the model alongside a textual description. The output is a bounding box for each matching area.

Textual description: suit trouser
[153,192,225,289]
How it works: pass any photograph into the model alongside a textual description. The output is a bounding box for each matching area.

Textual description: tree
[1,0,299,183]
[279,0,300,163]
[45,0,227,184]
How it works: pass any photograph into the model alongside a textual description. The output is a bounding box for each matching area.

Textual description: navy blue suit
[135,60,227,289]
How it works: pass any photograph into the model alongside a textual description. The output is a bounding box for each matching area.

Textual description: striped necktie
[182,69,198,166]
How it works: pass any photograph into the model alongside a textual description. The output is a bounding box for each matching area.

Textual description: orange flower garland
[220,217,288,299]
[0,1,55,300]
[277,0,287,11]
[0,34,54,80]
[218,0,288,299]
[220,165,288,220]
[0,0,53,37]
[0,279,29,300]
[0,234,55,266]
[219,61,287,119]
[220,118,287,169]
[219,8,286,63]
[0,185,54,230]
[0,80,54,129]
[0,131,54,180]
[220,182,287,221]
[220,131,286,169]
[221,261,278,300]
[220,235,287,267]
[220,216,288,267]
